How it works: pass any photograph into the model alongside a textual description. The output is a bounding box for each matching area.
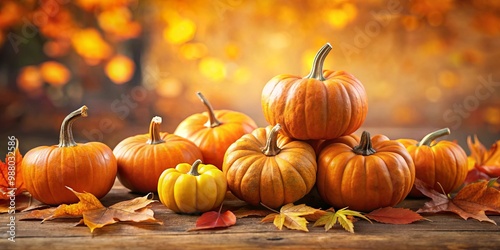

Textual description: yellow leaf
[313,207,371,233]
[261,203,319,232]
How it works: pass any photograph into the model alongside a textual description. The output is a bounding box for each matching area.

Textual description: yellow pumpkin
[157,159,227,214]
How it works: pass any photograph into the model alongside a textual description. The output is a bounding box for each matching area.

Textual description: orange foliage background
[0,0,499,153]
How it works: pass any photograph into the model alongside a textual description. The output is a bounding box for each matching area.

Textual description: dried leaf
[261,203,321,232]
[366,207,429,224]
[188,206,236,231]
[22,187,162,232]
[416,178,500,224]
[313,207,370,233]
[0,139,27,200]
[0,193,48,214]
[466,136,500,187]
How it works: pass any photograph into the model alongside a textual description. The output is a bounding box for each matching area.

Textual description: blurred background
[0,0,499,154]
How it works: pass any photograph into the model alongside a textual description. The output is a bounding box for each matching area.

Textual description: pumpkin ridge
[372,153,396,205]
[276,155,308,203]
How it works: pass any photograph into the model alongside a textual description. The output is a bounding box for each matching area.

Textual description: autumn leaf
[0,193,48,214]
[188,205,236,231]
[313,207,370,233]
[415,178,500,224]
[0,139,27,201]
[366,207,429,224]
[466,136,500,187]
[22,187,162,232]
[261,203,320,232]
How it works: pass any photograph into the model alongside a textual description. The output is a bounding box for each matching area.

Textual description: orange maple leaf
[0,139,26,200]
[466,136,500,187]
[22,187,163,232]
[416,179,500,224]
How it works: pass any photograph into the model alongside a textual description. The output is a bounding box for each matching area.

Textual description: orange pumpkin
[261,43,368,140]
[223,124,317,209]
[21,106,117,205]
[398,128,468,197]
[317,131,415,212]
[174,92,257,169]
[113,116,203,193]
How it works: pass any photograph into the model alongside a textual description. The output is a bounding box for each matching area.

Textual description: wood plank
[1,180,499,249]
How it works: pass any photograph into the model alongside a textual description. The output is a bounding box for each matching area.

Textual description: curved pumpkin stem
[418,128,451,147]
[58,105,88,147]
[305,43,332,81]
[261,124,282,156]
[197,92,222,128]
[188,159,203,176]
[147,116,165,145]
[353,131,376,156]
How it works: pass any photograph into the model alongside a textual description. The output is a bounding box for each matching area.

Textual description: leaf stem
[260,202,280,213]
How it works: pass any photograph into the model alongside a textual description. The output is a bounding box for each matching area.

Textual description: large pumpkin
[317,131,415,212]
[261,43,368,140]
[174,92,257,169]
[223,124,317,209]
[21,106,117,205]
[113,116,203,193]
[398,128,468,197]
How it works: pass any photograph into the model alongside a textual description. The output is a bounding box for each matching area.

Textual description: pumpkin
[223,124,317,209]
[157,159,227,214]
[21,106,117,205]
[174,92,257,169]
[261,43,368,140]
[397,128,468,197]
[317,131,415,212]
[113,116,203,193]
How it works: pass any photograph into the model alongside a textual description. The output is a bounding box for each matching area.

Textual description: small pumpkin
[223,124,317,209]
[261,43,368,140]
[174,92,257,169]
[113,116,203,193]
[21,106,117,205]
[397,128,468,197]
[317,131,415,212]
[157,159,227,214]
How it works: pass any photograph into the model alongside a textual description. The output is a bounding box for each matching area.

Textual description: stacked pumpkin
[223,43,417,211]
[20,43,468,215]
[223,43,468,212]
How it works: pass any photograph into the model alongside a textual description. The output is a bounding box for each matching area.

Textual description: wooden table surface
[1,179,499,250]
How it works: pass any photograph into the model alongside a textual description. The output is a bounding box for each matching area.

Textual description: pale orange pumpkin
[113,116,203,193]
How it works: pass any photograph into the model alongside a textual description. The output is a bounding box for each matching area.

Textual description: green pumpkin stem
[305,43,332,81]
[261,124,282,156]
[417,128,451,147]
[58,105,88,147]
[188,159,203,176]
[197,92,222,128]
[147,116,165,145]
[353,131,376,156]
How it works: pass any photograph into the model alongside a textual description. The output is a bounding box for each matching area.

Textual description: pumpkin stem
[188,159,203,176]
[353,131,376,156]
[197,92,222,128]
[305,43,332,81]
[417,128,451,147]
[58,105,88,147]
[147,116,165,145]
[261,124,282,156]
